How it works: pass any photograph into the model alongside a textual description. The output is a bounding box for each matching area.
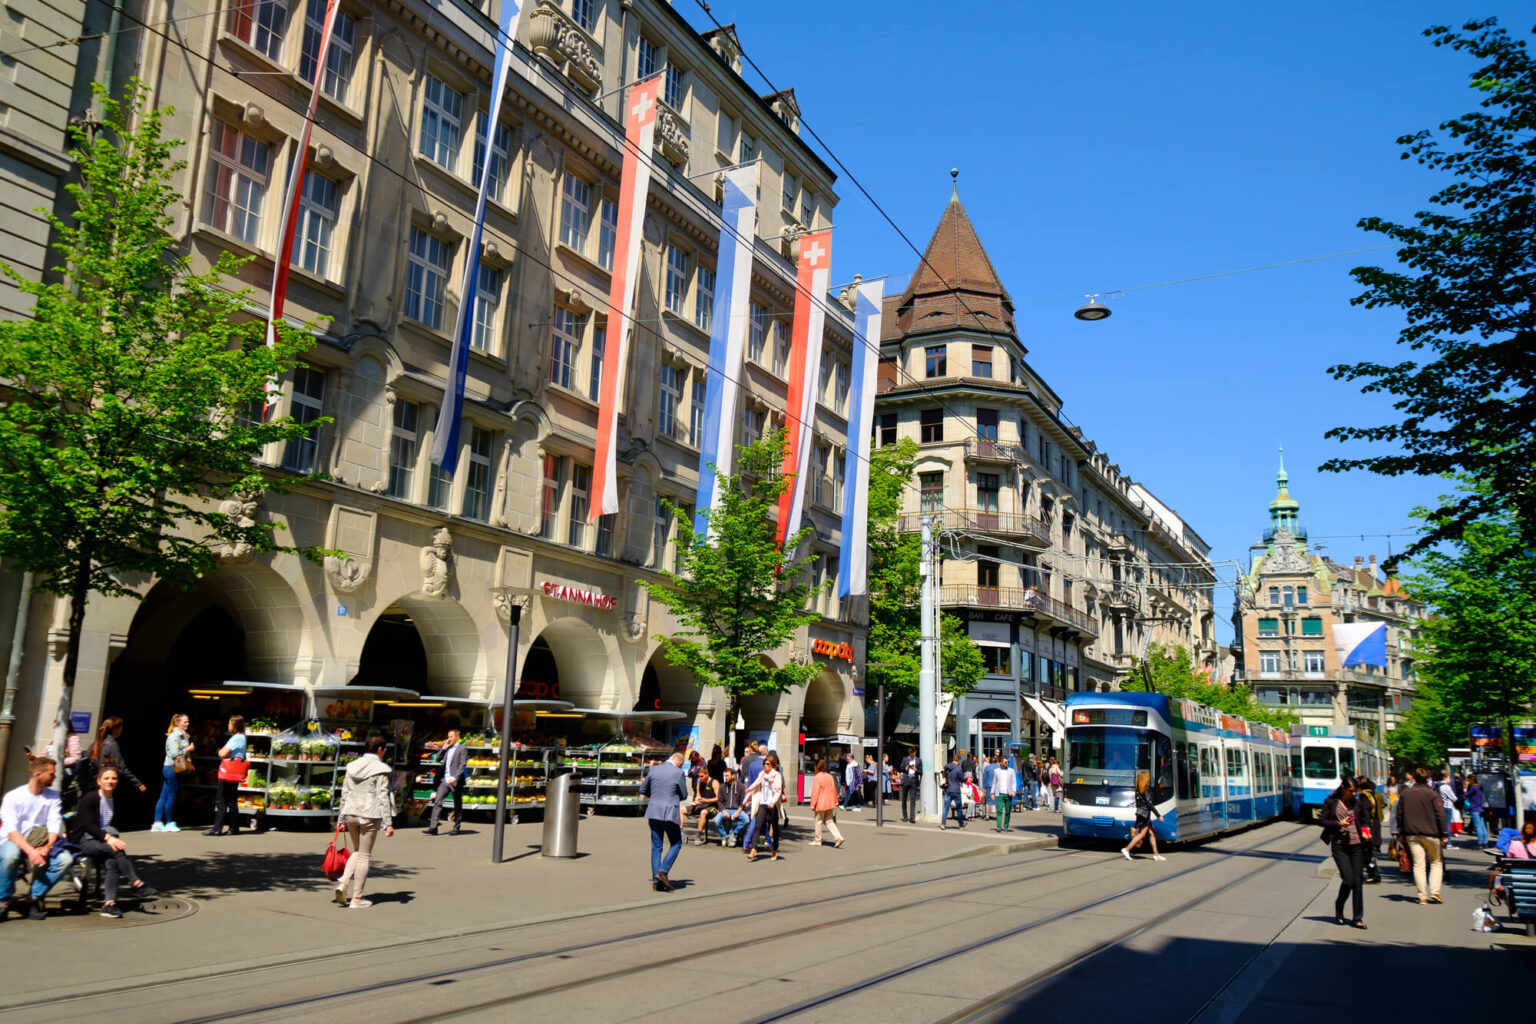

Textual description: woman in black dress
[1121,770,1166,862]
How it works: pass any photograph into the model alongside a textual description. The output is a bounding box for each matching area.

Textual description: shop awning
[1023,695,1066,737]
[193,681,303,693]
[313,686,421,703]
[564,708,687,721]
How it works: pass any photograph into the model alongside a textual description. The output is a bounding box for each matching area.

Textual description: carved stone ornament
[1266,530,1310,573]
[420,527,454,598]
[789,647,813,668]
[324,554,372,593]
[212,491,261,561]
[620,613,647,644]
[527,1,600,93]
[656,106,690,165]
[492,587,531,625]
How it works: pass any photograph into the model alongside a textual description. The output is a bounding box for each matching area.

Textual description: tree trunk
[51,551,92,773]
[727,692,741,759]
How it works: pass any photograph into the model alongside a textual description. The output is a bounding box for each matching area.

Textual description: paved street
[0,814,1529,1023]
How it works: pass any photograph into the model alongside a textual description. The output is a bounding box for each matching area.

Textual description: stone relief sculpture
[420,528,454,597]
[324,554,372,593]
[492,587,530,625]
[213,492,260,561]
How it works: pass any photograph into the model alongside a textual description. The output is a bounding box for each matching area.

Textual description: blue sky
[690,1,1525,640]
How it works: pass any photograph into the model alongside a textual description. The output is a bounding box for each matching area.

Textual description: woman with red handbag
[205,716,248,837]
[333,732,396,909]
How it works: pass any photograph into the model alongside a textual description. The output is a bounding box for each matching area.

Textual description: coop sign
[540,580,616,610]
[812,639,854,663]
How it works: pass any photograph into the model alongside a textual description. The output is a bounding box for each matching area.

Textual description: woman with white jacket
[333,733,396,909]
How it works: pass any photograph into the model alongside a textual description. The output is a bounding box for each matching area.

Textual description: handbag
[217,757,249,783]
[173,753,196,775]
[322,823,350,881]
[1396,841,1412,874]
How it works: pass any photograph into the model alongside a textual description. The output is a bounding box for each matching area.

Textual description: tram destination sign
[539,580,616,610]
[1071,708,1146,726]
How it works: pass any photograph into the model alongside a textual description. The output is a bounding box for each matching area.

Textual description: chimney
[1369,555,1378,578]
[1354,556,1363,569]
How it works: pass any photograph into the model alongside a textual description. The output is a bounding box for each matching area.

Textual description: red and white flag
[775,229,832,546]
[591,76,663,519]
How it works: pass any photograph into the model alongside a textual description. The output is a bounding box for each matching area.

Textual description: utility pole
[919,515,937,820]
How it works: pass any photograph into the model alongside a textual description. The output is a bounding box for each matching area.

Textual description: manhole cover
[32,895,197,929]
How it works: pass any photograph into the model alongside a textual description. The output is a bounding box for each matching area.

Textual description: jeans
[0,839,73,905]
[338,816,381,899]
[1406,835,1444,899]
[154,765,181,824]
[77,836,141,903]
[1471,811,1489,847]
[648,819,683,878]
[713,810,748,842]
[428,776,465,830]
[210,779,240,833]
[1331,842,1365,922]
[900,781,919,820]
[995,794,1013,830]
[941,792,965,826]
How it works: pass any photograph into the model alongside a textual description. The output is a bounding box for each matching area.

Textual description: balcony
[899,507,1051,547]
[1103,586,1138,611]
[938,584,1099,638]
[963,438,1025,464]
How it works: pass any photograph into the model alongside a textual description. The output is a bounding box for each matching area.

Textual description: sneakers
[26,903,45,921]
[130,884,157,900]
[347,899,372,909]
[333,883,349,906]
[1153,855,1167,862]
[150,822,165,833]
[725,834,735,848]
[834,838,845,849]
[163,822,180,833]
[1429,894,1444,904]
[1121,847,1132,861]
[100,904,123,919]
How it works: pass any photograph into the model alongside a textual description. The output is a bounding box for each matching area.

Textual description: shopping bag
[217,757,249,783]
[322,822,350,881]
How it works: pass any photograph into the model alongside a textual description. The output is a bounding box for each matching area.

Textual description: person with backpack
[1353,776,1382,883]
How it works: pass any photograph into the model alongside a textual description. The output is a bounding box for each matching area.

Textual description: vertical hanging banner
[693,163,760,538]
[430,0,524,473]
[837,278,883,598]
[262,0,341,415]
[775,229,832,547]
[591,75,664,519]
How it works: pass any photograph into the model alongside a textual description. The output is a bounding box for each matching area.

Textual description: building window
[570,0,596,33]
[474,116,514,203]
[291,170,338,277]
[920,408,943,444]
[663,63,685,110]
[386,399,418,500]
[1259,651,1281,674]
[300,0,356,102]
[1282,586,1294,608]
[560,174,591,251]
[281,365,325,472]
[404,227,450,330]
[782,172,798,214]
[742,407,764,446]
[568,463,590,547]
[800,189,813,228]
[833,361,849,415]
[976,407,998,441]
[771,320,790,376]
[427,462,452,510]
[203,121,270,244]
[977,473,1000,513]
[1297,585,1308,605]
[637,36,658,80]
[659,364,682,439]
[919,472,943,512]
[587,322,605,402]
[972,345,993,378]
[461,425,493,521]
[652,496,670,565]
[832,451,844,507]
[596,198,617,271]
[550,307,579,389]
[419,74,465,171]
[229,0,287,59]
[1301,617,1323,636]
[539,454,562,538]
[747,304,767,363]
[1304,650,1325,673]
[740,131,756,164]
[665,245,690,314]
[877,413,897,447]
[1269,586,1280,606]
[1257,617,1279,637]
[694,265,715,332]
[810,445,829,506]
[690,376,706,447]
[472,263,502,352]
[595,513,615,557]
[925,345,946,378]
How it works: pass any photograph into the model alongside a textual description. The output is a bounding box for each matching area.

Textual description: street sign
[852,687,865,697]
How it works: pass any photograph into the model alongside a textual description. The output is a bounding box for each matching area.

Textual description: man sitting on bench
[0,756,72,920]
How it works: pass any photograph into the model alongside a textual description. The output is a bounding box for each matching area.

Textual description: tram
[1288,725,1385,818]
[1060,692,1292,843]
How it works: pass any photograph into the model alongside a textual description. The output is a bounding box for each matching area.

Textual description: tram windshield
[1303,746,1337,780]
[1066,728,1172,797]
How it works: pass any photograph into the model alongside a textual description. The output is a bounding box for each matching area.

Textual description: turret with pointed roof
[889,180,1016,341]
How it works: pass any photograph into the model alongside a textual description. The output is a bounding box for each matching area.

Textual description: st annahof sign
[812,639,854,663]
[540,580,616,610]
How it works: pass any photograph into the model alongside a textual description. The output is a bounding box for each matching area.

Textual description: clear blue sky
[687,0,1525,640]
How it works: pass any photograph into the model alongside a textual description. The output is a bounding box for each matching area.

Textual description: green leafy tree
[641,431,827,745]
[1122,643,1296,730]
[0,86,323,755]
[862,438,984,732]
[1391,481,1536,764]
[1323,19,1536,562]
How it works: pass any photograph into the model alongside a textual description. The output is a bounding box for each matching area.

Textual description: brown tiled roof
[889,195,1016,339]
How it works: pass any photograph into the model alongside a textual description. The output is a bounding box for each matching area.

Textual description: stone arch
[520,616,615,708]
[361,593,485,698]
[799,665,848,737]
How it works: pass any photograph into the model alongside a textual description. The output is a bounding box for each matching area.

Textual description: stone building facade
[872,191,1215,756]
[0,0,868,793]
[1231,457,1422,742]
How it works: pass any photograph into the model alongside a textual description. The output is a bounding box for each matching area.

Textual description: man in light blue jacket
[639,741,689,892]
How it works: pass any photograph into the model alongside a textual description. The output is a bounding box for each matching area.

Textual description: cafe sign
[540,580,616,610]
[812,639,854,663]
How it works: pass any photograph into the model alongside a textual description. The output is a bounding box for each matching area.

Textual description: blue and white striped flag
[431,0,523,475]
[693,163,759,538]
[1333,622,1388,668]
[837,278,883,599]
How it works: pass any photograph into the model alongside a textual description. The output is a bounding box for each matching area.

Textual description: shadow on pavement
[136,851,417,900]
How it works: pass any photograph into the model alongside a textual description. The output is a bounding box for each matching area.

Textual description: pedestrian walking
[1436,771,1461,839]
[808,760,846,848]
[862,754,878,806]
[86,717,147,797]
[1465,774,1488,849]
[686,750,704,800]
[1121,771,1166,862]
[743,752,784,861]
[1398,766,1448,905]
[424,728,467,836]
[332,732,397,909]
[980,756,996,821]
[1354,776,1382,883]
[69,767,157,918]
[0,756,71,921]
[939,752,966,830]
[900,750,921,822]
[991,756,1017,832]
[1048,757,1064,812]
[844,755,863,811]
[706,744,726,785]
[1319,779,1368,928]
[640,742,689,891]
[1021,755,1040,811]
[204,715,247,837]
[152,713,194,832]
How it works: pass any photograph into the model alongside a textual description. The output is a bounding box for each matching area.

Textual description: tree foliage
[862,438,984,728]
[1390,481,1536,763]
[1121,643,1297,730]
[1323,20,1536,564]
[641,431,826,731]
[0,85,322,737]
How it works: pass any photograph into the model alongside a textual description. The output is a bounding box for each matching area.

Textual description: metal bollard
[541,773,580,858]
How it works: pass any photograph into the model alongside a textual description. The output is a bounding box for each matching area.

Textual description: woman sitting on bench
[68,767,156,918]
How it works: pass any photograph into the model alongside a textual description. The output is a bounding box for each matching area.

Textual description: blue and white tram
[1060,692,1292,843]
[1288,726,1386,818]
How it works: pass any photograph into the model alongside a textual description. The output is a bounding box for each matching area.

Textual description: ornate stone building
[1232,456,1422,741]
[0,0,868,793]
[873,190,1215,756]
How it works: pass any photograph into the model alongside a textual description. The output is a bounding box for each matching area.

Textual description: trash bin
[541,773,580,858]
